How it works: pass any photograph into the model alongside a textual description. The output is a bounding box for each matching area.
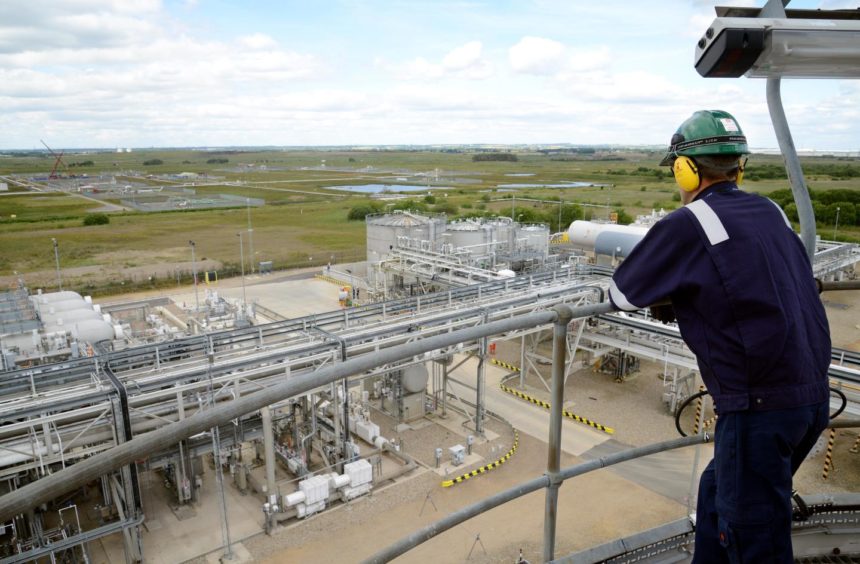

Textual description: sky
[1,0,858,150]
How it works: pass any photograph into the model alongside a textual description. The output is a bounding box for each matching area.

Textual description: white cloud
[385,41,494,81]
[238,33,278,50]
[442,40,482,70]
[509,37,612,77]
[509,36,566,75]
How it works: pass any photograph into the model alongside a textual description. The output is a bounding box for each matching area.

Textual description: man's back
[610,182,830,413]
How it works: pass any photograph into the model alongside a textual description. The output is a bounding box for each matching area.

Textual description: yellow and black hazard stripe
[822,427,837,480]
[560,409,615,434]
[490,358,520,372]
[442,431,519,488]
[500,383,550,409]
[499,383,614,435]
[315,274,350,287]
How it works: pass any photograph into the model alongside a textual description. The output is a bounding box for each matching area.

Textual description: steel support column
[261,406,276,499]
[544,305,572,562]
[767,77,816,260]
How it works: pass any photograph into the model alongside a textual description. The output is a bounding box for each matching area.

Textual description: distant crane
[40,140,66,179]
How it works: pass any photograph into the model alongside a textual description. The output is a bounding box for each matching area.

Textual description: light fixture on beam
[695,8,860,78]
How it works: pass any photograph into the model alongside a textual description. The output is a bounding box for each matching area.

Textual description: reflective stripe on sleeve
[609,279,640,311]
[768,198,792,229]
[685,200,729,245]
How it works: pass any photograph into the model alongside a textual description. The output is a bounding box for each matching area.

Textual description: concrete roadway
[445,355,708,505]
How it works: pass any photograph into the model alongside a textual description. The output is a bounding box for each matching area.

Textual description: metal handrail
[365,417,860,563]
[0,301,614,523]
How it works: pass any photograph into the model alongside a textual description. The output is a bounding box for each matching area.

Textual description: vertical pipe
[207,352,232,560]
[476,312,489,435]
[247,198,255,274]
[544,305,572,562]
[442,362,448,417]
[238,232,247,306]
[51,238,62,291]
[261,406,277,497]
[766,78,816,260]
[519,334,527,388]
[189,240,200,315]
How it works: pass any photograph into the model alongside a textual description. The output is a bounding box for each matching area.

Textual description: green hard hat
[659,110,749,166]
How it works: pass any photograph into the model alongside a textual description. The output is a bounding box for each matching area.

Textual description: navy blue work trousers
[692,400,829,563]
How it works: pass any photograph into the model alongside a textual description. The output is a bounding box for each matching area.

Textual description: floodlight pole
[190,240,200,314]
[834,207,840,241]
[761,0,816,260]
[237,232,247,306]
[246,198,255,274]
[51,238,62,291]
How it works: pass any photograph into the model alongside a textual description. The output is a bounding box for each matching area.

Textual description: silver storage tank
[518,225,550,258]
[484,217,515,253]
[366,212,445,264]
[446,220,486,252]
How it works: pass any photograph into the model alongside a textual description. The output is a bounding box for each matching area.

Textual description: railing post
[544,305,572,562]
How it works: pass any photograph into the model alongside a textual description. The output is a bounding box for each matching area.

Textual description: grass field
[1,148,858,295]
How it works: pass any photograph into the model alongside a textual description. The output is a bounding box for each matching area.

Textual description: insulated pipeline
[0,302,614,523]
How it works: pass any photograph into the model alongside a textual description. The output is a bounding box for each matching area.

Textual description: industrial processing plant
[1,201,858,563]
[3,1,860,562]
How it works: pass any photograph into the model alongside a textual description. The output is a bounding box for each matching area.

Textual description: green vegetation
[1,147,857,294]
[472,153,518,162]
[771,189,860,227]
[83,213,110,226]
[206,158,229,164]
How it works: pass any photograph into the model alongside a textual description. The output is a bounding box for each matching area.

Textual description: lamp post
[558,200,563,233]
[834,206,841,241]
[189,240,199,314]
[237,232,247,306]
[246,198,255,274]
[51,238,62,291]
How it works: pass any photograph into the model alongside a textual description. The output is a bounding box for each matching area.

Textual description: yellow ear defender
[672,156,700,192]
[736,157,747,185]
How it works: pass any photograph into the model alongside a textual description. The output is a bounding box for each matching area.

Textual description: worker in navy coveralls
[608,110,831,563]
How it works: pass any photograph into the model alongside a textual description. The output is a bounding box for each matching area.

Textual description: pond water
[504,173,535,177]
[323,184,451,193]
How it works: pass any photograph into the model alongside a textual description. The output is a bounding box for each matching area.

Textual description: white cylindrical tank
[329,473,350,489]
[484,217,514,251]
[401,364,429,394]
[447,220,485,251]
[67,320,116,343]
[518,225,550,258]
[497,269,516,278]
[365,212,445,263]
[41,309,103,326]
[568,220,650,258]
[34,291,83,304]
[284,491,306,507]
[37,298,90,313]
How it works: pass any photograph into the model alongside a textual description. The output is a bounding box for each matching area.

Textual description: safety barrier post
[822,427,837,480]
[544,305,573,562]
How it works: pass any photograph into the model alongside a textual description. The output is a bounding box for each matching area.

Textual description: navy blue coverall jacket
[608,182,832,562]
[609,182,830,414]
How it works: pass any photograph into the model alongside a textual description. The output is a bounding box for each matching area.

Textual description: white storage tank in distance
[401,364,429,394]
